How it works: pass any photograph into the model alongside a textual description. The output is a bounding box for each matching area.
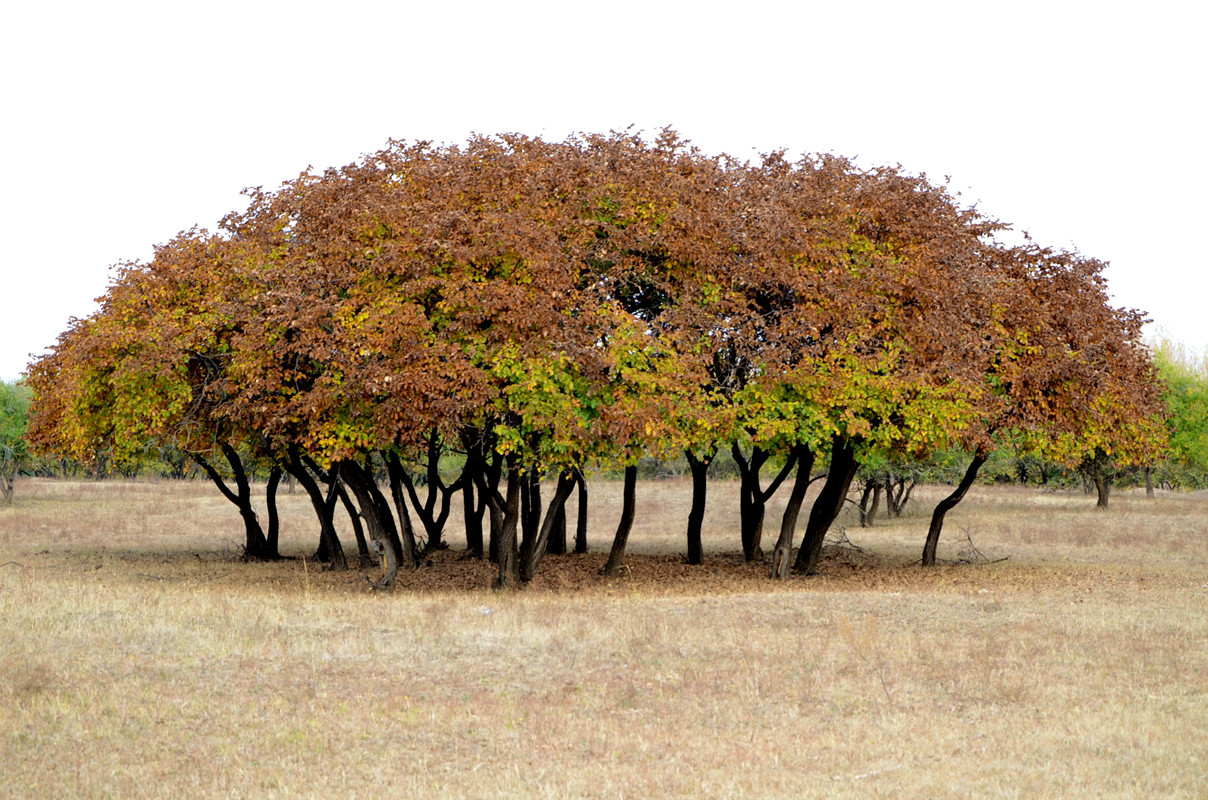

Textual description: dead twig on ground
[931,527,1009,566]
[824,527,864,553]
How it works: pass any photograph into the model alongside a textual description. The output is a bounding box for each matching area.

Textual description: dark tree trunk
[886,474,917,518]
[192,445,275,561]
[921,450,989,567]
[548,496,568,555]
[484,459,523,589]
[462,450,485,558]
[458,426,493,559]
[375,457,420,567]
[264,467,282,557]
[602,465,638,577]
[473,453,523,588]
[484,453,504,563]
[223,443,273,560]
[520,467,542,557]
[286,451,347,569]
[1145,466,1155,499]
[520,471,577,581]
[858,479,883,527]
[342,458,415,581]
[795,436,858,575]
[732,443,798,563]
[732,443,767,561]
[388,441,464,556]
[771,444,814,580]
[336,482,370,564]
[345,464,400,586]
[574,468,589,554]
[684,450,714,565]
[488,501,504,563]
[1093,470,1111,509]
[496,467,522,589]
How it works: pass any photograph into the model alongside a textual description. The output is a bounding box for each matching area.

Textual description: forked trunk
[732,443,767,562]
[602,465,638,577]
[858,479,883,527]
[921,450,989,567]
[732,444,797,563]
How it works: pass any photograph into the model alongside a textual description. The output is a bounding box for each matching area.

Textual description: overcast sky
[3,0,1204,381]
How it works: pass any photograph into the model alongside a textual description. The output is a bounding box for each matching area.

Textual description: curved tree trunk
[1093,471,1111,509]
[286,451,347,569]
[732,443,767,562]
[520,470,577,581]
[771,444,814,580]
[224,443,273,560]
[192,445,275,561]
[602,465,638,577]
[264,467,282,557]
[342,458,416,581]
[858,478,883,527]
[684,450,714,565]
[336,481,370,564]
[921,450,989,567]
[795,436,858,575]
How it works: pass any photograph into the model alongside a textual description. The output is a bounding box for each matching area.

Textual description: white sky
[2,0,1205,381]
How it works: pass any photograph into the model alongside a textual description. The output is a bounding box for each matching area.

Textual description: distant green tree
[1153,338,1208,488]
[1,380,31,506]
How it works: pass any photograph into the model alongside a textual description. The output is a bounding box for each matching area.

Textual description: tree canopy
[24,130,1167,583]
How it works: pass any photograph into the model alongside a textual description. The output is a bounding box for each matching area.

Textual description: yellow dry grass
[1,477,1206,798]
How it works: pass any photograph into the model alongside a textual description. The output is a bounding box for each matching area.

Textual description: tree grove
[24,130,1166,583]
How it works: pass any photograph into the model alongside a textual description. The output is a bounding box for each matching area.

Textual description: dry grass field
[1,476,1206,798]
